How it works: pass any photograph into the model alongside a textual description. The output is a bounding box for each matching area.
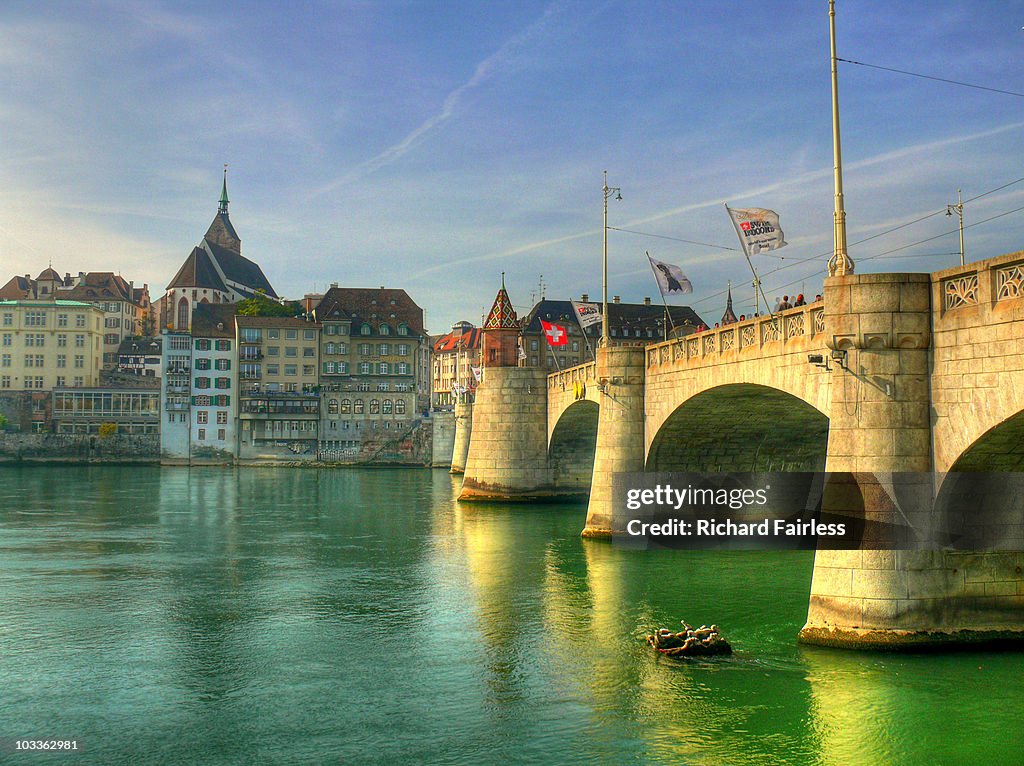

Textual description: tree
[98,422,118,439]
[0,413,9,432]
[235,290,302,318]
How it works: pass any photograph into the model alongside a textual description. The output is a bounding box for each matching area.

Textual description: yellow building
[0,299,104,391]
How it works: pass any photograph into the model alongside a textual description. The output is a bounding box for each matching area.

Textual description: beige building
[432,321,482,408]
[236,315,321,459]
[0,299,103,392]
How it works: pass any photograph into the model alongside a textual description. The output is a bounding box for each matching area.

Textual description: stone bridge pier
[801,267,1024,648]
[581,346,646,538]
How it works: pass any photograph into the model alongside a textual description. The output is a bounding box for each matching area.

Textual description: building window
[304,329,315,340]
[341,398,351,414]
[379,343,390,356]
[197,411,208,424]
[215,358,230,371]
[268,329,280,340]
[57,354,66,368]
[195,339,211,351]
[74,355,84,368]
[25,310,46,327]
[338,362,348,374]
[217,411,227,424]
[325,362,336,374]
[75,335,85,348]
[177,298,189,329]
[397,324,409,336]
[354,399,364,414]
[395,399,406,415]
[1,334,10,347]
[359,362,371,375]
[303,365,314,376]
[378,363,389,375]
[328,398,339,414]
[104,334,119,345]
[370,399,380,414]
[358,343,371,355]
[382,399,393,415]
[195,358,211,370]
[195,377,211,389]
[241,328,261,342]
[286,329,298,340]
[58,314,68,327]
[266,364,279,375]
[215,340,231,351]
[218,429,226,441]
[2,313,11,326]
[57,334,67,347]
[284,364,297,375]
[325,342,335,355]
[397,344,409,356]
[197,428,206,440]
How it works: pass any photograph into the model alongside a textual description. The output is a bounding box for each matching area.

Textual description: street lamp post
[947,189,965,266]
[602,170,621,346]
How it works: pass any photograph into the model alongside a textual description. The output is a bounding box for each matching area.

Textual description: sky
[2,0,1023,331]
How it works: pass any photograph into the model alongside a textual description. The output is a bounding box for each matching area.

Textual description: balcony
[239,351,264,361]
[166,384,189,393]
[166,365,190,374]
[164,402,189,411]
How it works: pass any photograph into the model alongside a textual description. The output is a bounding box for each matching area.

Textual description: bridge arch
[646,383,829,472]
[548,399,599,493]
[945,409,1024,472]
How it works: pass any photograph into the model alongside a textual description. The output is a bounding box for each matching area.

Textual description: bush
[98,422,118,439]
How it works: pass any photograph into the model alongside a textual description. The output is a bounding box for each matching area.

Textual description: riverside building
[0,299,104,391]
[236,315,320,461]
[312,286,425,459]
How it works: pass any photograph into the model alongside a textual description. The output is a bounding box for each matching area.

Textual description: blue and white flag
[647,253,693,297]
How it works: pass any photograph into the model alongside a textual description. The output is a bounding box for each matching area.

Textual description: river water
[1,466,1021,765]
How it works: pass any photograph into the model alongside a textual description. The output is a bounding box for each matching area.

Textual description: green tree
[235,290,302,318]
[0,413,9,432]
[98,422,118,439]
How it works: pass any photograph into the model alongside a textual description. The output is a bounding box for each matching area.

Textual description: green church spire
[219,164,229,214]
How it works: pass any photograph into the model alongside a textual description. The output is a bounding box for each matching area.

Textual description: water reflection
[1,466,1022,765]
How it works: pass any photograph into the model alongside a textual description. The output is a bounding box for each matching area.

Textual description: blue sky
[2,0,1023,330]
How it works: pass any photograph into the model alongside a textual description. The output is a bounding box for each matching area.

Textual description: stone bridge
[456,252,1024,649]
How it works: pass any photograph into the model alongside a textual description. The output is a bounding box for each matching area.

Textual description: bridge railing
[646,301,825,369]
[934,249,1024,313]
[547,361,597,391]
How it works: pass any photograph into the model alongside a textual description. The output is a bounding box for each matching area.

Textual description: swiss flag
[540,319,568,346]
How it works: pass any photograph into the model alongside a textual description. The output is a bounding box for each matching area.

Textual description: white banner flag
[570,301,602,329]
[517,345,527,360]
[726,205,788,256]
[471,366,482,382]
[647,254,693,296]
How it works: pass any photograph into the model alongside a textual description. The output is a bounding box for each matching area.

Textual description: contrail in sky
[312,1,567,197]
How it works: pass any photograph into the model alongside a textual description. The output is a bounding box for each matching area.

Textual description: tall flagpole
[827,0,854,276]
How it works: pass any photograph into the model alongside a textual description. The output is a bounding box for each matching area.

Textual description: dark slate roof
[36,267,61,281]
[205,241,277,298]
[191,303,239,339]
[167,247,228,292]
[314,287,424,336]
[117,336,162,355]
[520,299,705,336]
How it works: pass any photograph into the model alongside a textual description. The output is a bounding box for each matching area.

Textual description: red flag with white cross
[540,319,568,346]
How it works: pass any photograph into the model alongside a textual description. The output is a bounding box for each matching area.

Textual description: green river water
[0,466,1021,765]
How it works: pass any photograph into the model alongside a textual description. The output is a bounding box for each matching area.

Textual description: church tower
[721,282,738,325]
[481,274,520,368]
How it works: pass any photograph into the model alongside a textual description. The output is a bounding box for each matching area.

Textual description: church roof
[484,277,518,330]
[167,247,228,293]
[205,241,277,298]
[36,266,61,281]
